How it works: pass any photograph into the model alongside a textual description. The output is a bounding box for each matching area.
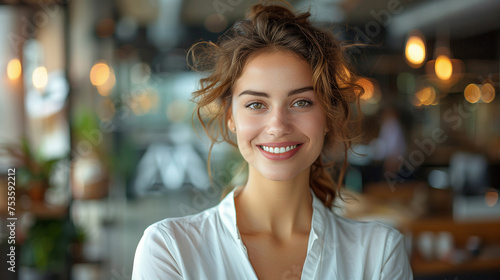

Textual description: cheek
[234,114,263,145]
[297,111,327,136]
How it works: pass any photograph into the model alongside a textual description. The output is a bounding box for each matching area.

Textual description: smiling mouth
[258,144,302,154]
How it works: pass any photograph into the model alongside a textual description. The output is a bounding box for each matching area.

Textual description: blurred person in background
[132,1,412,279]
[376,107,407,175]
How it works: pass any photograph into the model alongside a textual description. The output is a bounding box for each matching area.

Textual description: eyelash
[293,99,313,108]
[245,102,264,110]
[245,99,314,110]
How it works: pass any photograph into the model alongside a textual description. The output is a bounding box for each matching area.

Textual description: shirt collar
[218,186,327,247]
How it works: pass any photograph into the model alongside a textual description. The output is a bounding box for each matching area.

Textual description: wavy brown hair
[188,0,362,208]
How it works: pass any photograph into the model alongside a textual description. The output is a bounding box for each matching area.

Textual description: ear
[226,104,235,132]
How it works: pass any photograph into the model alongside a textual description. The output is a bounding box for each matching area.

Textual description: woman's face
[228,51,327,181]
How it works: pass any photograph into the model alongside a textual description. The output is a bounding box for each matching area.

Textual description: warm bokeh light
[405,35,426,67]
[424,57,464,84]
[130,91,159,116]
[416,88,430,102]
[435,55,453,80]
[358,78,374,100]
[7,59,22,80]
[481,83,495,103]
[90,62,111,86]
[412,97,422,107]
[32,67,48,89]
[96,70,116,96]
[415,87,436,105]
[485,189,498,207]
[425,89,436,105]
[464,84,481,103]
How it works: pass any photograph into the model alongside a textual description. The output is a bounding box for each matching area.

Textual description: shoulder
[144,205,221,242]
[334,214,402,239]
[326,213,405,253]
[324,214,413,279]
[133,206,223,279]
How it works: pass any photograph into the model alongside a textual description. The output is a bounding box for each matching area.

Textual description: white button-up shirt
[132,187,413,279]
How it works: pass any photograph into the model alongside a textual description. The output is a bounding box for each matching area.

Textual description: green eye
[247,102,264,110]
[293,100,312,107]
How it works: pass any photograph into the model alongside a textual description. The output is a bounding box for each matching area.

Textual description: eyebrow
[237,86,314,98]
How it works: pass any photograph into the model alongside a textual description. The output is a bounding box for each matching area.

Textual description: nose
[265,107,292,138]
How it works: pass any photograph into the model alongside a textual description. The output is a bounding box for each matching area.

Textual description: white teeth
[261,145,299,154]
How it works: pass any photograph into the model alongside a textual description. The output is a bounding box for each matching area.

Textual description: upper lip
[257,142,303,147]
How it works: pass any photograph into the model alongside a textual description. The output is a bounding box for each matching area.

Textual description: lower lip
[258,145,302,161]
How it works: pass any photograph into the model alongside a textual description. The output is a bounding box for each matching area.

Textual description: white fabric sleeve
[132,224,183,280]
[380,231,413,280]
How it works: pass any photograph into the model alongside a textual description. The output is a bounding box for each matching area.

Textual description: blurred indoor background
[0,0,499,279]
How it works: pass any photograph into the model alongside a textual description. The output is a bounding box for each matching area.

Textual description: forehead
[233,51,313,95]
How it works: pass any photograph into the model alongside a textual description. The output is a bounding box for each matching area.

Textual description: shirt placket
[235,226,260,280]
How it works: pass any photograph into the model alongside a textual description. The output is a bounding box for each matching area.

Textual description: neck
[234,165,313,241]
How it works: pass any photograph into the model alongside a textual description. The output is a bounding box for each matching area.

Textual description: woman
[133,1,413,279]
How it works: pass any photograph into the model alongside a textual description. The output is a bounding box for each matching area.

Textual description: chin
[263,173,297,182]
[256,165,306,182]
